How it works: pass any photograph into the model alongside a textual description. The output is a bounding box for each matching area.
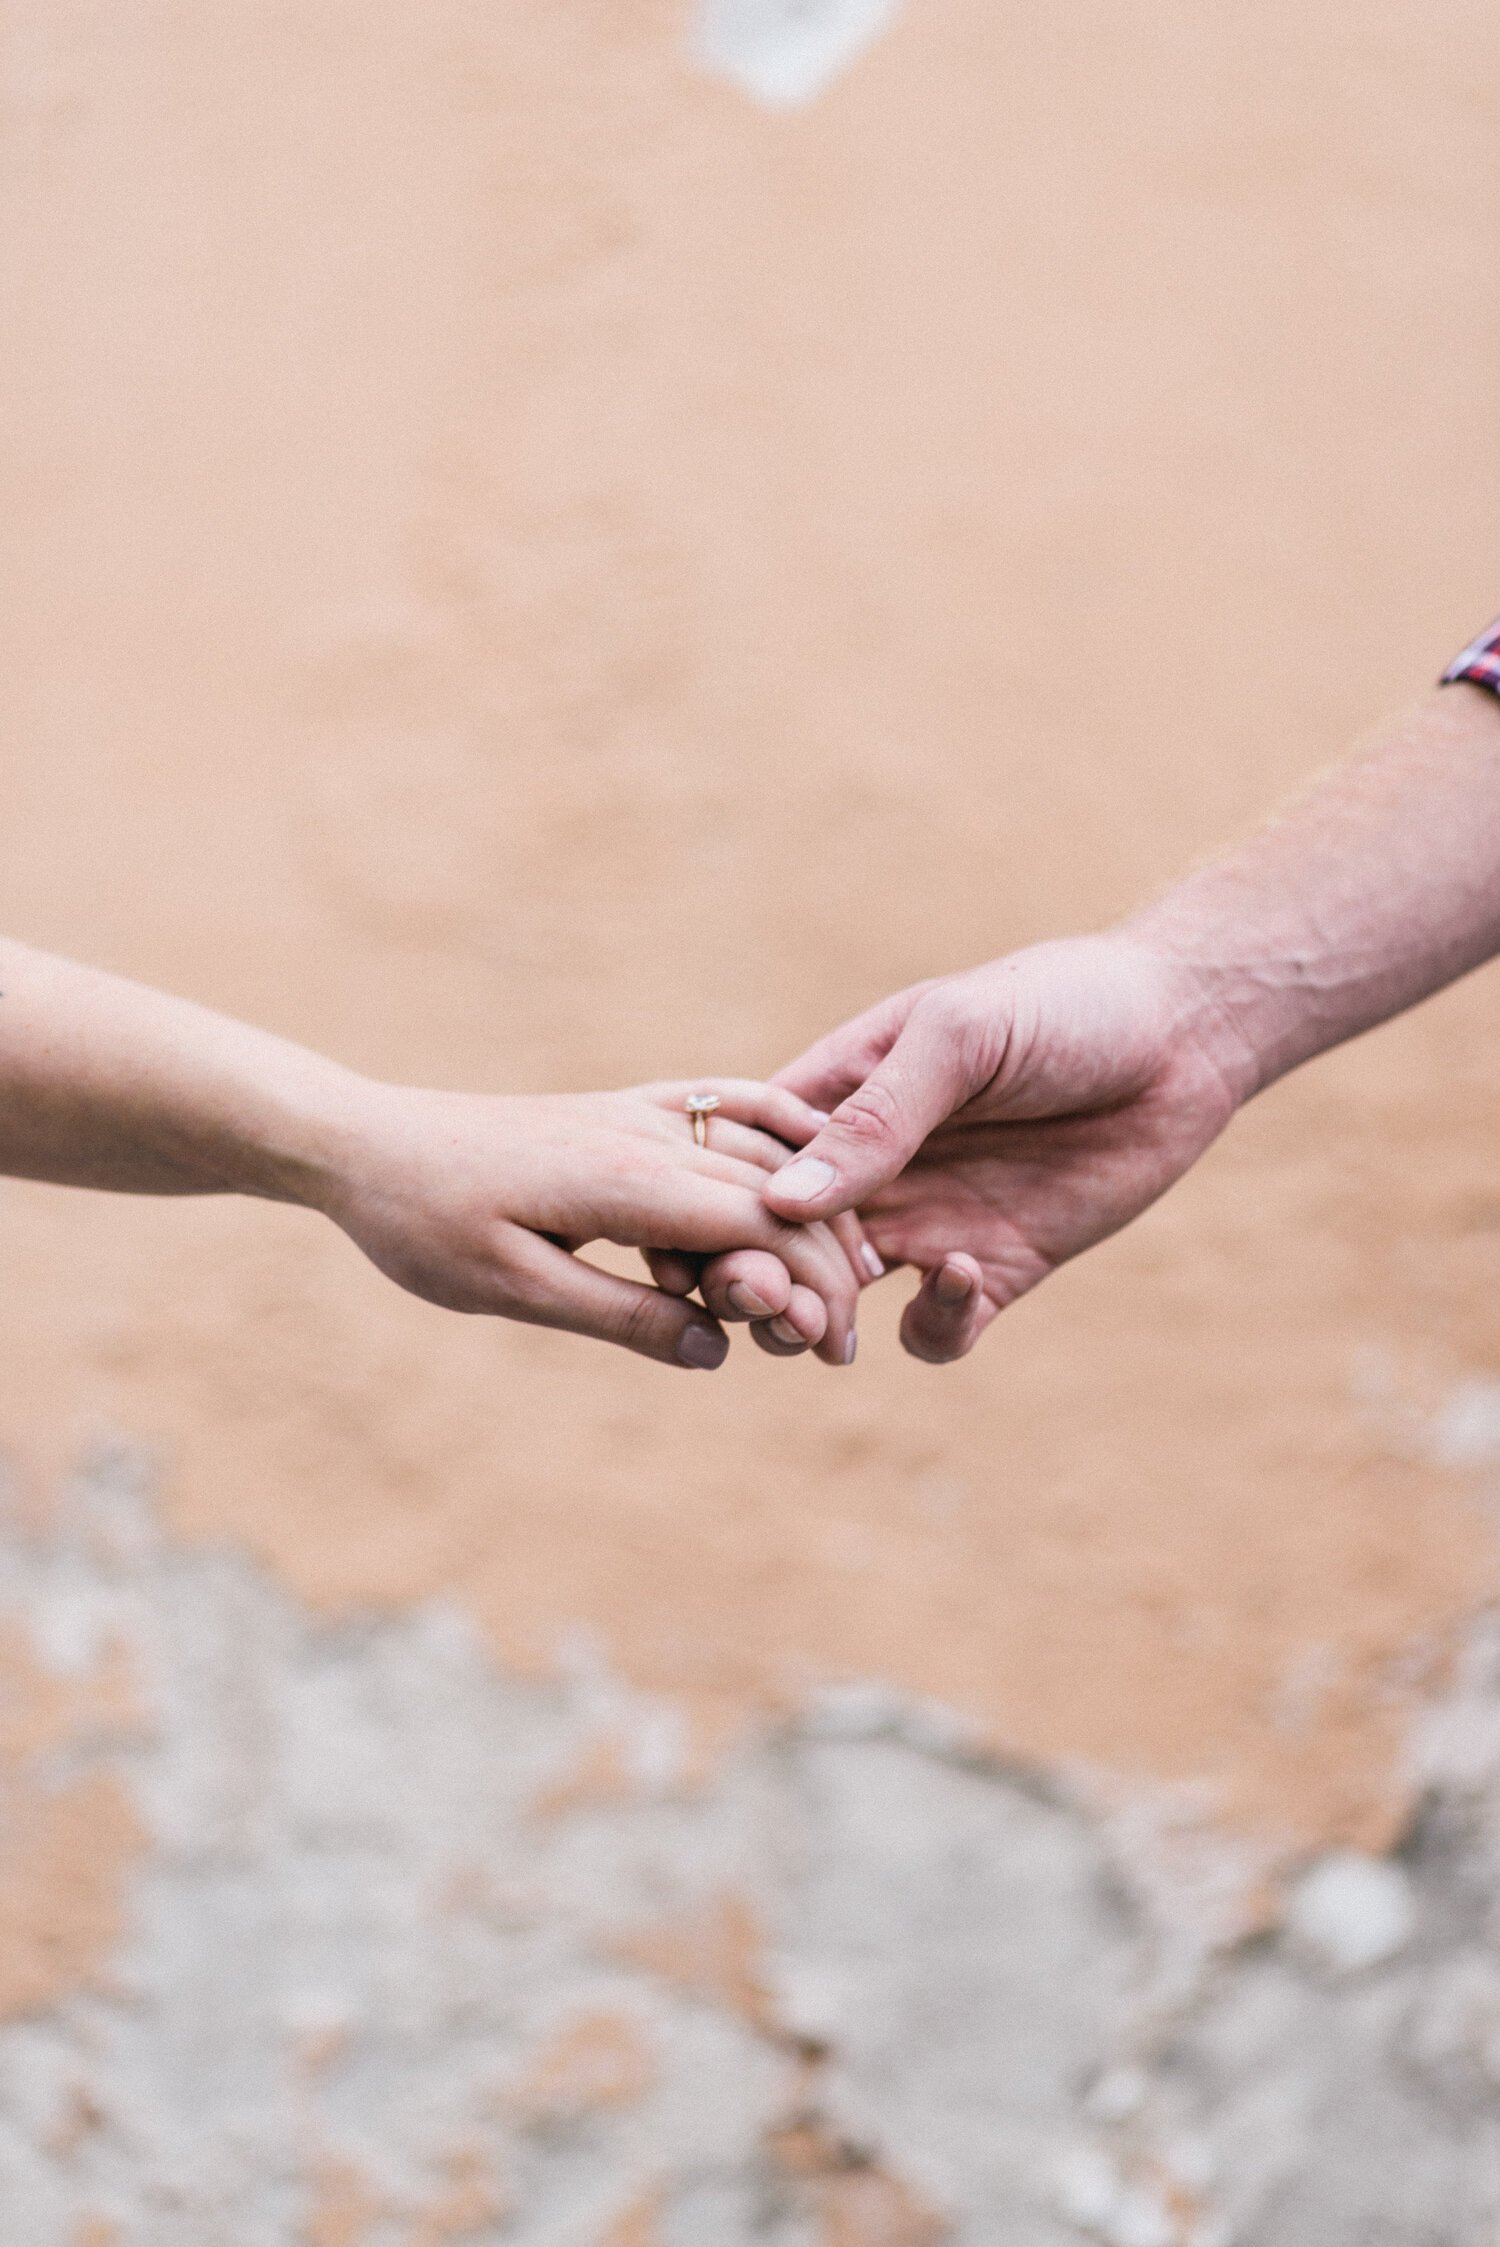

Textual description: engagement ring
[685,1091,721,1147]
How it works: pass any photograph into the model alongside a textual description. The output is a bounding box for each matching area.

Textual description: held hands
[0,930,1251,1372]
[312,1077,865,1369]
[18,671,1482,1382]
[5,695,1484,1369]
[719,935,1254,1363]
[304,932,1246,1373]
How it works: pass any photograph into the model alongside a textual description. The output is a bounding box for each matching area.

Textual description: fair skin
[724,683,1500,1361]
[13,685,1497,1371]
[0,939,865,1369]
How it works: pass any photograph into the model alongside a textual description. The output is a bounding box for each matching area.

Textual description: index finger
[770,984,936,1110]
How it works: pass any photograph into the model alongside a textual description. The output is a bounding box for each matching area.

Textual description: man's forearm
[1125,685,1500,1102]
[0,940,357,1201]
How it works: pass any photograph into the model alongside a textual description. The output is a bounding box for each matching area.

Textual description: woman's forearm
[0,941,857,1365]
[0,939,356,1200]
[1125,684,1500,1101]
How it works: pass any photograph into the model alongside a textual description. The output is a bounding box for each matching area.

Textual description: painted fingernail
[844,1330,858,1364]
[934,1261,975,1308]
[774,1157,836,1204]
[860,1244,886,1280]
[768,1316,803,1347]
[677,1324,728,1369]
[727,1281,774,1318]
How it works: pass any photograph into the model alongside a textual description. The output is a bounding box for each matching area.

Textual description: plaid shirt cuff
[1441,617,1500,697]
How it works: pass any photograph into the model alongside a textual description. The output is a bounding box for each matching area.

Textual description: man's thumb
[764,1000,973,1218]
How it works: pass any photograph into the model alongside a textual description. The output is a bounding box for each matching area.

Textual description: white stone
[1428,1375,1500,1465]
[1107,2182,1177,2247]
[1430,1378,1500,1467]
[1191,2221,1232,2247]
[1084,2065,1149,2124]
[1056,2143,1125,2230]
[692,0,902,109]
[805,1679,906,1739]
[1164,2131,1216,2193]
[1286,1852,1415,1973]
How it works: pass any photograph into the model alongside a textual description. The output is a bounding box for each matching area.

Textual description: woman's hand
[312,1076,864,1369]
[0,939,865,1368]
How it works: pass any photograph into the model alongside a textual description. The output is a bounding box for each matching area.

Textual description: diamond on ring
[685,1092,721,1147]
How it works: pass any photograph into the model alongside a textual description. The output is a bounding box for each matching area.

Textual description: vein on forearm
[1125,686,1500,1098]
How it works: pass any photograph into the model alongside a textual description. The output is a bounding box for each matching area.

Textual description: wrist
[1113,912,1281,1111]
[216,1051,386,1213]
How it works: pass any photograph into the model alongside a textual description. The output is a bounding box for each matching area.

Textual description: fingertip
[780,1285,828,1348]
[676,1321,730,1370]
[766,1154,839,1210]
[825,1208,882,1290]
[900,1256,987,1364]
[700,1250,794,1324]
[752,1318,811,1358]
[645,1248,703,1298]
[933,1253,982,1308]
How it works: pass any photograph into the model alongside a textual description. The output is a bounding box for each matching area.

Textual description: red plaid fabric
[1442,617,1500,696]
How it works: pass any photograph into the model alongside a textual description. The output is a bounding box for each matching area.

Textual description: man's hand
[756,937,1249,1362]
[735,685,1500,1363]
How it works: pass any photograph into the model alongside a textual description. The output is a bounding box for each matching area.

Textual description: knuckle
[914,981,968,1033]
[830,1076,905,1148]
[803,1257,851,1314]
[764,1214,820,1269]
[915,984,987,1067]
[615,1290,668,1356]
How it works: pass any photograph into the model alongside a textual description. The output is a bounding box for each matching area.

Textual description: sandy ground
[1,0,1498,1956]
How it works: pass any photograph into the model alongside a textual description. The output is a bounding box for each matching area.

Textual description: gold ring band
[685,1091,721,1148]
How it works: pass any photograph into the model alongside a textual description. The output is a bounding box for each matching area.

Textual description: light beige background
[2,0,1499,1938]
